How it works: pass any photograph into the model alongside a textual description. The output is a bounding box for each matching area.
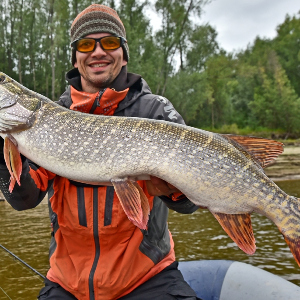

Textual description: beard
[82,71,115,90]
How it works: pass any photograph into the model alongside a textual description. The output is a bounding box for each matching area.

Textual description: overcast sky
[200,0,300,52]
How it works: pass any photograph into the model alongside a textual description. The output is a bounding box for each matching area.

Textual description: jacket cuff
[159,195,199,214]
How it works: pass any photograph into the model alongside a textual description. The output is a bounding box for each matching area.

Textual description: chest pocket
[104,186,115,226]
[74,182,128,230]
[76,185,88,227]
[101,186,133,230]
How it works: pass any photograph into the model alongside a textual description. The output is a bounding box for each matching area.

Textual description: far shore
[265,145,300,182]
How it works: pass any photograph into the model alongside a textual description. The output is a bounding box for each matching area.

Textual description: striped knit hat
[70,4,129,65]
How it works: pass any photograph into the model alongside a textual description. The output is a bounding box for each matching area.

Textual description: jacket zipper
[88,88,107,299]
[89,187,100,300]
[89,89,106,114]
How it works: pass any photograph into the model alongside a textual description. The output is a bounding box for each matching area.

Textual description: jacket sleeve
[0,149,55,211]
[140,94,199,214]
[144,94,186,125]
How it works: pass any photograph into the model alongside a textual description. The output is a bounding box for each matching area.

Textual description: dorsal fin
[222,134,284,168]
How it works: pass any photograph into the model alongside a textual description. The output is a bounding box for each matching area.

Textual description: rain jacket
[0,67,198,300]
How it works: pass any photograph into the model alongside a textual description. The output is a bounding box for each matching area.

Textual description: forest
[1,0,300,137]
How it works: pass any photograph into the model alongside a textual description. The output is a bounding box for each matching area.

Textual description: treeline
[1,0,300,136]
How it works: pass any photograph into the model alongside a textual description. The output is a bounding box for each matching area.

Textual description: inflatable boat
[179,260,300,300]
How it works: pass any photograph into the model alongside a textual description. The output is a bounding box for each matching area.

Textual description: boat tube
[179,260,300,300]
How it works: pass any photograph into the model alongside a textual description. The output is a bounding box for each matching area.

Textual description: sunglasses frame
[71,36,127,53]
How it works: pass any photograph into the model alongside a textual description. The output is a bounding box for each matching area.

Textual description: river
[0,146,299,299]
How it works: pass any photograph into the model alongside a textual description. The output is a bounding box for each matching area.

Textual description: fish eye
[0,75,5,83]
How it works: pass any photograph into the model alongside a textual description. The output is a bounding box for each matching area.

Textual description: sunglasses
[71,36,127,53]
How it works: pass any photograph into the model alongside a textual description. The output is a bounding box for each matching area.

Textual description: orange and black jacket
[0,67,198,300]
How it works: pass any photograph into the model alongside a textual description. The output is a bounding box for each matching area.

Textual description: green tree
[186,24,219,72]
[226,62,257,128]
[117,0,162,91]
[273,13,300,96]
[201,52,235,128]
[153,0,209,95]
[2,0,19,78]
[250,51,300,134]
[0,1,8,73]
[164,70,210,125]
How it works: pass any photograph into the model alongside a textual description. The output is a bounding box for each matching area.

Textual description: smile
[90,63,109,67]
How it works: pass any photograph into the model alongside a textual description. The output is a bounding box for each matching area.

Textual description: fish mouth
[0,102,35,133]
[0,73,20,109]
[0,93,19,110]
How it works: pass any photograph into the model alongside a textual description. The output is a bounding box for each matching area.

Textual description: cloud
[201,0,300,52]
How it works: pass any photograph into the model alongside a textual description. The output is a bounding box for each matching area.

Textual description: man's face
[74,32,127,93]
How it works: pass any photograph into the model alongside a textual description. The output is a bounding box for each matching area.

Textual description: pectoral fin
[131,181,150,227]
[3,136,22,192]
[212,212,256,255]
[111,178,150,230]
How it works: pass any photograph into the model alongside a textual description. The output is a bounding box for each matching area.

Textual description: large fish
[0,72,299,267]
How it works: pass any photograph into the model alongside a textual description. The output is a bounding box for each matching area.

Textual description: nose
[91,42,107,56]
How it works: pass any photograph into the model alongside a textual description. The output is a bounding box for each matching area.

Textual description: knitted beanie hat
[70,4,129,65]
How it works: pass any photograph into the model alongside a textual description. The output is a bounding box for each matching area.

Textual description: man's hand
[0,136,4,154]
[145,176,181,197]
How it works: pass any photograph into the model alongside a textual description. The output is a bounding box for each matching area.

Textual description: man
[0,4,200,300]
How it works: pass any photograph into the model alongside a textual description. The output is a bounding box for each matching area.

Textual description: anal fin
[111,178,150,230]
[281,233,300,268]
[212,212,256,255]
[3,135,22,192]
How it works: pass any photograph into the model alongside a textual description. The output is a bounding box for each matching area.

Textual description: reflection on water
[0,199,50,299]
[0,180,299,299]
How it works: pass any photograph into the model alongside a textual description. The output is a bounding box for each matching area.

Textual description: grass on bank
[202,124,300,146]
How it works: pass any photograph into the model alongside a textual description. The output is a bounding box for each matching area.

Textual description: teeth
[91,63,107,67]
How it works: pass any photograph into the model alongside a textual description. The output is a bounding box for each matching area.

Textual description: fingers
[145,176,180,196]
[0,136,4,154]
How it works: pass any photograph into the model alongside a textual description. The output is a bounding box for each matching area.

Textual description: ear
[122,59,127,67]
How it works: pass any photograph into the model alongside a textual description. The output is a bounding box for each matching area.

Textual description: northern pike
[0,72,299,267]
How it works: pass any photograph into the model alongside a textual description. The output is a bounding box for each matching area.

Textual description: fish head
[0,72,41,111]
[0,73,20,109]
[0,72,41,133]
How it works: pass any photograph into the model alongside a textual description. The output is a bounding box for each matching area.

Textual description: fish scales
[0,72,300,266]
